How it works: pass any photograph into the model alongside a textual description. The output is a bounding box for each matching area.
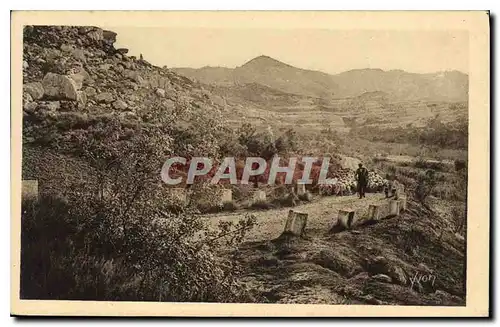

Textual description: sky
[110,27,468,75]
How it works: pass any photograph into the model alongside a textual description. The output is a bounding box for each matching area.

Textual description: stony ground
[206,193,466,305]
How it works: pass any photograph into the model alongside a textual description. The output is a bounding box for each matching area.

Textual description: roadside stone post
[368,204,381,221]
[337,209,357,229]
[283,210,308,236]
[389,199,401,216]
[398,196,407,212]
[296,182,306,196]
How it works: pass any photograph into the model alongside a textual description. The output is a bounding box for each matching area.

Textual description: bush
[21,122,256,302]
[222,201,240,212]
[414,170,437,204]
[298,192,313,202]
[413,158,447,172]
[454,159,467,172]
[372,157,388,163]
[451,205,466,235]
[250,200,276,210]
[272,193,299,207]
[20,190,255,302]
[236,123,300,160]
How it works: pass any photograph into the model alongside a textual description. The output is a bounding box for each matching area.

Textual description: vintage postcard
[11,11,490,317]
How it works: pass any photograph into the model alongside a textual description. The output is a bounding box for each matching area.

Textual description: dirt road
[207,192,389,242]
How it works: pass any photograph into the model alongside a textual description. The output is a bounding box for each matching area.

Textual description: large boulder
[116,48,129,55]
[123,69,145,85]
[99,64,112,71]
[44,101,61,111]
[23,94,37,112]
[155,88,166,97]
[23,92,33,105]
[103,30,117,43]
[42,73,78,101]
[68,73,85,90]
[86,28,103,41]
[365,256,408,285]
[60,43,74,53]
[71,48,86,63]
[112,99,128,110]
[371,274,392,283]
[41,48,62,61]
[23,82,44,100]
[77,92,87,107]
[84,86,97,97]
[78,26,92,34]
[96,92,114,103]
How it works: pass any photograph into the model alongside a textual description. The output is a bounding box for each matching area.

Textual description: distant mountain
[334,68,468,101]
[171,66,235,86]
[172,56,468,102]
[173,55,340,98]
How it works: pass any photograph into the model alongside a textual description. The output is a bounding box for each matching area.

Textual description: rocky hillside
[173,56,468,102]
[22,26,227,118]
[22,25,228,186]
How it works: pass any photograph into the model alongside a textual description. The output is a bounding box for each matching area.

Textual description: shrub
[236,123,300,160]
[454,159,467,172]
[230,184,254,202]
[402,225,427,256]
[372,157,388,164]
[414,170,437,204]
[21,122,256,302]
[21,183,255,302]
[451,205,467,235]
[222,201,240,212]
[272,193,299,207]
[250,200,276,210]
[298,192,313,202]
[189,183,226,213]
[413,158,447,172]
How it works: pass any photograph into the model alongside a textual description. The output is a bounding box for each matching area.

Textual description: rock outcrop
[42,73,79,100]
[23,82,44,100]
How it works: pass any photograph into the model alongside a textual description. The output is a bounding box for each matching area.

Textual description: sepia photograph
[10,11,489,317]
